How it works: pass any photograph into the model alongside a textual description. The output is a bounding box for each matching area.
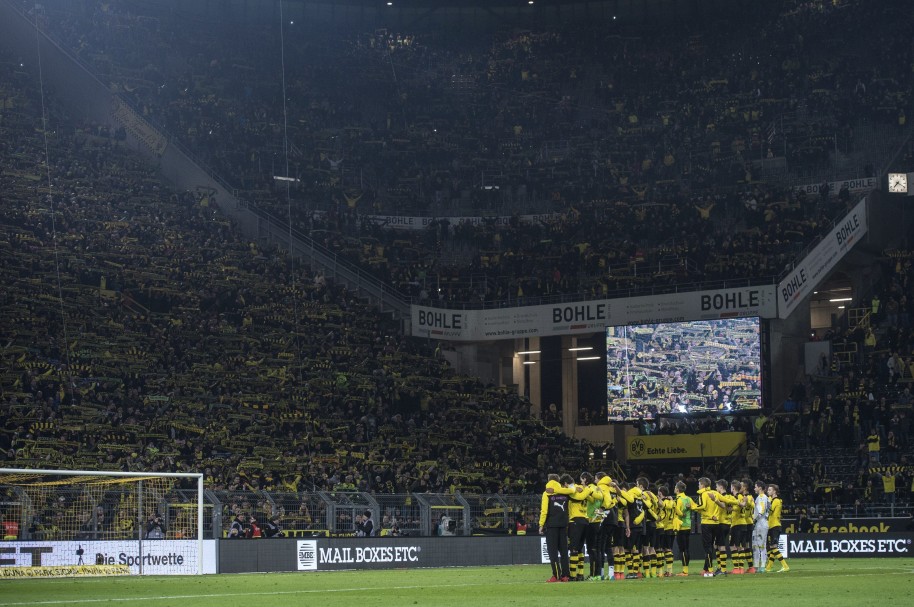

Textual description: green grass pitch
[2,560,913,607]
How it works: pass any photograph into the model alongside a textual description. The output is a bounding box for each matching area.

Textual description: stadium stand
[22,0,914,304]
[0,47,590,532]
[2,0,914,539]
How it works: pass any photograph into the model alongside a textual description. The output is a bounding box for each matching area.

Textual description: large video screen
[605,317,762,421]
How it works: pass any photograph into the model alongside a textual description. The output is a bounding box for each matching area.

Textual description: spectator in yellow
[866,430,880,463]
[882,474,896,505]
[864,327,876,350]
[695,200,715,220]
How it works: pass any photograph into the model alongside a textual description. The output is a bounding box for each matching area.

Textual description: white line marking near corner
[0,581,527,606]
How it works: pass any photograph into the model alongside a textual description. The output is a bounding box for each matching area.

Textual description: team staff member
[539,473,576,582]
[765,484,790,573]
[673,481,693,576]
[692,477,723,576]
[752,480,770,573]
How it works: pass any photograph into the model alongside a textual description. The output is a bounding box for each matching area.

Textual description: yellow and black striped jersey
[732,493,754,526]
[693,488,722,525]
[769,497,783,528]
[718,493,739,526]
[619,486,646,525]
[568,483,594,520]
[657,497,675,530]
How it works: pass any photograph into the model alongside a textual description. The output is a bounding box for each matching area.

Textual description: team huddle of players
[538,472,790,582]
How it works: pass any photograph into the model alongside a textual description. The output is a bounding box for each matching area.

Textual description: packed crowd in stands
[0,52,590,513]
[747,252,914,513]
[18,0,913,304]
[2,0,914,538]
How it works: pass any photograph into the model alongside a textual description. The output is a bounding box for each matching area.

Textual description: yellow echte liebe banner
[626,432,746,461]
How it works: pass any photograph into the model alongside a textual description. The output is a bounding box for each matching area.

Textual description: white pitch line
[3,568,914,606]
[0,581,524,607]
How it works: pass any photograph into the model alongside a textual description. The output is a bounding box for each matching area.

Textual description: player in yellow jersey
[673,481,694,576]
[766,484,789,572]
[617,481,646,579]
[729,480,754,574]
[567,473,595,580]
[656,485,676,576]
[637,477,660,577]
[581,472,604,580]
[712,479,736,574]
[595,472,617,580]
[607,481,630,580]
[692,477,723,576]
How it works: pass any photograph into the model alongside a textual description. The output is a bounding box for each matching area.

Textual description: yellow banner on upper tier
[626,432,746,461]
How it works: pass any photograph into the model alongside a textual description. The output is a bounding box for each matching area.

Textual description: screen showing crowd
[605,317,762,421]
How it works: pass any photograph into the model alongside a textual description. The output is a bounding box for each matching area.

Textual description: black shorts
[701,524,716,553]
[600,520,618,549]
[653,529,667,549]
[714,524,731,546]
[643,523,656,548]
[568,519,588,552]
[662,530,675,550]
[626,527,643,551]
[612,524,626,548]
[731,524,749,546]
[767,526,782,549]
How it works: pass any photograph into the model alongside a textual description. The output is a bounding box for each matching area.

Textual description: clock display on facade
[888,172,908,193]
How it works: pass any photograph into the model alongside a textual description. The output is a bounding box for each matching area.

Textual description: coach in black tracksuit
[539,473,576,581]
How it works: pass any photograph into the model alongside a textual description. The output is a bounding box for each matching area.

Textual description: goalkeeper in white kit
[751,480,769,573]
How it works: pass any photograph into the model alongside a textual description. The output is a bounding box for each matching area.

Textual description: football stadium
[1,0,914,604]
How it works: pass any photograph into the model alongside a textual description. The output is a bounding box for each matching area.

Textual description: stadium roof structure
[260,0,755,22]
[285,0,721,5]
[154,0,765,29]
[285,0,612,6]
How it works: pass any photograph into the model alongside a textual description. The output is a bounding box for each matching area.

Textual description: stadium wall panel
[216,531,914,573]
[782,533,914,558]
[219,537,545,573]
[0,540,218,574]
